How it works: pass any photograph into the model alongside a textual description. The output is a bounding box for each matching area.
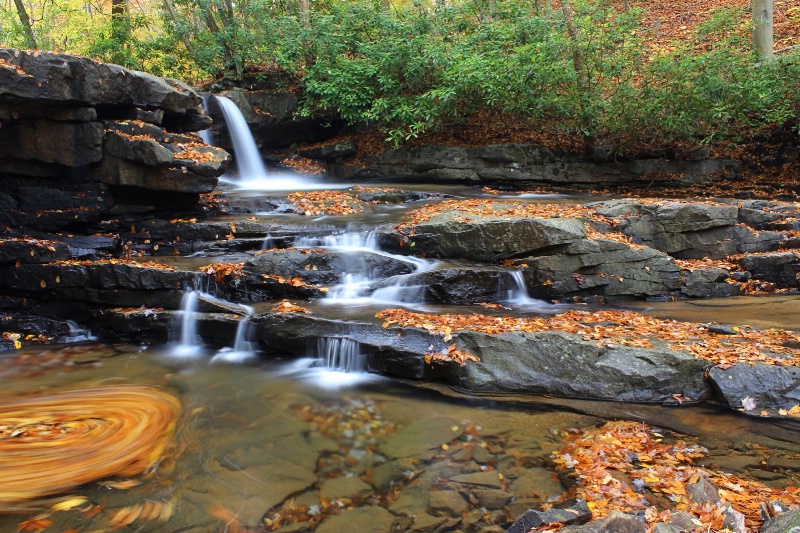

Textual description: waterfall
[211,303,256,364]
[215,95,269,181]
[503,270,549,309]
[317,337,366,373]
[172,290,203,358]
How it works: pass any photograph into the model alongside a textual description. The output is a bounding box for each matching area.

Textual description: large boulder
[708,363,800,412]
[377,217,587,262]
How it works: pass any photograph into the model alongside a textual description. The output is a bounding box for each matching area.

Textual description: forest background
[2,0,799,157]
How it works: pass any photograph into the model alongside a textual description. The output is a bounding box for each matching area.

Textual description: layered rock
[0,48,230,222]
[324,143,741,187]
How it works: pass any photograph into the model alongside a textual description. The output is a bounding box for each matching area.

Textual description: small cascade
[261,233,275,251]
[211,303,257,364]
[503,270,550,309]
[171,289,204,358]
[317,337,366,373]
[215,95,270,181]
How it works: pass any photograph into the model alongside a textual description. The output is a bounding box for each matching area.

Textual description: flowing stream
[3,104,800,533]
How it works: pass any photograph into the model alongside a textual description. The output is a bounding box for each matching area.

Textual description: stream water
[3,104,800,533]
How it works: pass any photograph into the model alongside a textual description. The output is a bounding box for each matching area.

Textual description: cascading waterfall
[295,230,435,307]
[215,96,270,181]
[171,283,258,361]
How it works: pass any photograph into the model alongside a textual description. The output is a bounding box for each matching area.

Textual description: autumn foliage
[0,385,180,505]
[377,307,800,371]
[547,421,800,532]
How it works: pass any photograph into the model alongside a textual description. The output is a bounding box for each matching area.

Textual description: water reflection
[0,343,798,532]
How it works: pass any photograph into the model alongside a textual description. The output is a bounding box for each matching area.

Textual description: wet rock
[299,139,357,161]
[450,471,505,489]
[409,513,449,532]
[389,470,438,515]
[451,330,711,403]
[596,200,782,259]
[380,416,462,459]
[708,363,800,411]
[761,508,800,533]
[330,144,738,187]
[0,261,194,293]
[559,510,645,533]
[505,500,591,533]
[507,468,565,502]
[370,458,416,491]
[94,155,218,194]
[315,506,396,533]
[686,473,720,505]
[681,268,742,299]
[105,130,175,167]
[320,476,373,500]
[0,118,103,167]
[370,268,503,304]
[721,503,747,533]
[429,489,469,516]
[472,489,513,509]
[377,216,587,262]
[524,237,682,301]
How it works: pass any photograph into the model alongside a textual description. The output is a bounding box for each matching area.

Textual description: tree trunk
[752,0,774,61]
[561,0,596,158]
[299,0,310,29]
[163,0,197,58]
[111,0,129,64]
[561,0,584,81]
[13,0,37,49]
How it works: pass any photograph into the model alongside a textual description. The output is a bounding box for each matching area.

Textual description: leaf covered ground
[546,421,800,532]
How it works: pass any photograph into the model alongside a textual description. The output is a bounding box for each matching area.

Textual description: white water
[171,290,204,358]
[296,230,435,307]
[211,303,257,364]
[214,95,351,191]
[271,337,379,388]
[215,95,270,181]
[503,270,551,310]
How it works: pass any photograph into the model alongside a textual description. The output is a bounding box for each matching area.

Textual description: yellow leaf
[52,496,89,511]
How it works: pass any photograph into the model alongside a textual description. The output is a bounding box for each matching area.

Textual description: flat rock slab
[380,416,463,459]
[315,506,396,533]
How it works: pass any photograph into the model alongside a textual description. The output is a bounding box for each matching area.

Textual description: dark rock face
[0,49,201,114]
[327,143,741,187]
[243,248,415,285]
[0,47,229,219]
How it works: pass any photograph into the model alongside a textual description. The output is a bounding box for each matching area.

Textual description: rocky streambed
[3,49,800,532]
